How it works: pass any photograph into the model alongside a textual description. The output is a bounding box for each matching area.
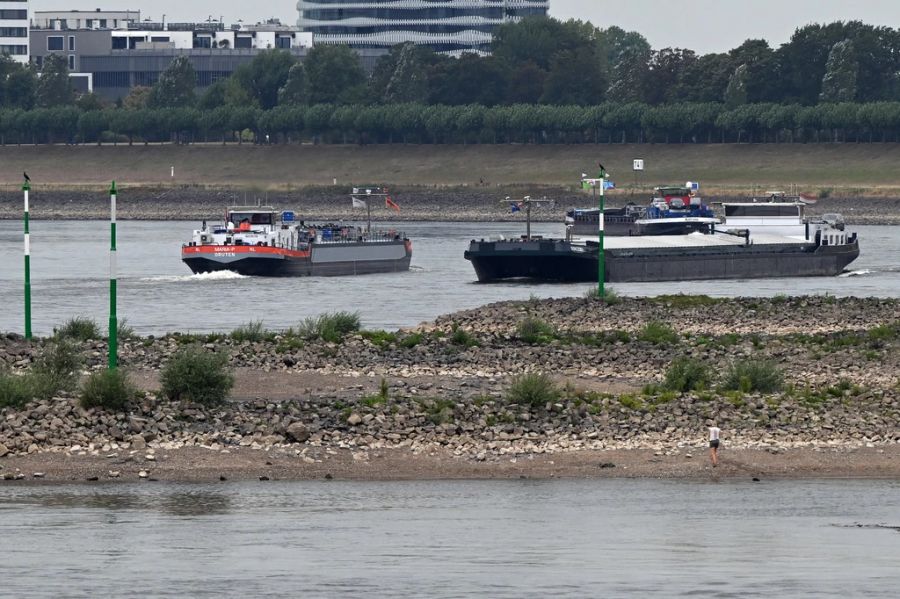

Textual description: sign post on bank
[23,177,32,340]
[582,163,609,299]
[108,181,118,369]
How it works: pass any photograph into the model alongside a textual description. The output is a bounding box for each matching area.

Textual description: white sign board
[633,159,644,171]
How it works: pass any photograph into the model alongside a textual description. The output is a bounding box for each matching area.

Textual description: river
[0,221,897,336]
[0,479,898,597]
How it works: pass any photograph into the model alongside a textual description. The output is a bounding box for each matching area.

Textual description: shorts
[709,440,720,449]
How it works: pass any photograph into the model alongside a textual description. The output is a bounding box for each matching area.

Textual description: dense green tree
[383,43,429,104]
[641,48,697,105]
[149,56,197,108]
[540,46,606,105]
[231,50,297,109]
[198,80,227,110]
[676,53,733,102]
[35,54,74,107]
[0,56,36,109]
[602,26,651,102]
[724,65,750,108]
[428,54,508,106]
[506,62,547,104]
[278,63,307,105]
[123,86,151,110]
[820,40,858,103]
[304,45,365,105]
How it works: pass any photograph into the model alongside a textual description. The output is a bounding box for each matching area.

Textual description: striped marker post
[108,181,118,369]
[597,176,605,299]
[23,179,32,340]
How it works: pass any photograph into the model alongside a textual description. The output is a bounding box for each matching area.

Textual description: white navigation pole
[23,176,32,339]
[109,181,118,369]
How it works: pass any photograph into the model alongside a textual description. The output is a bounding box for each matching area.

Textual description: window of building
[151,36,170,42]
[235,36,252,49]
[87,19,93,28]
[275,36,291,49]
[194,36,212,49]
[112,37,126,49]
[69,37,75,51]
[48,36,64,51]
[99,20,107,28]
[34,55,43,68]
[68,55,75,70]
[0,10,28,20]
[0,45,27,56]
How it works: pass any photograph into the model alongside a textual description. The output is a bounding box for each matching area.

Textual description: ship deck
[571,232,811,249]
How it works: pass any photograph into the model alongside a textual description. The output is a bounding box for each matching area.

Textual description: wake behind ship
[182,205,411,277]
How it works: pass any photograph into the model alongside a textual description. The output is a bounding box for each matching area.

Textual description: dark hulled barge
[465,199,859,283]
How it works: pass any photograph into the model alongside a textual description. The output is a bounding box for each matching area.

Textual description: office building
[0,0,29,63]
[297,0,549,54]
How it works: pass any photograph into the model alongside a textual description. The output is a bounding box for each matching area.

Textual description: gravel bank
[1,296,897,481]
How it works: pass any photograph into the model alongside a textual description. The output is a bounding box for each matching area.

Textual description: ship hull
[465,238,860,283]
[183,241,412,277]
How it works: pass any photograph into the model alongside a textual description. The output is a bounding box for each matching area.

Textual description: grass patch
[516,317,557,344]
[296,311,361,343]
[230,320,273,343]
[506,372,560,408]
[651,294,722,308]
[663,358,711,393]
[720,359,784,394]
[160,346,234,406]
[275,337,304,353]
[416,397,456,425]
[117,318,136,340]
[33,339,83,395]
[79,369,139,411]
[360,330,398,348]
[362,377,390,407]
[54,317,100,341]
[450,324,478,348]
[399,332,424,348]
[584,286,621,305]
[0,372,39,408]
[638,321,680,345]
[571,330,631,345]
[617,394,644,410]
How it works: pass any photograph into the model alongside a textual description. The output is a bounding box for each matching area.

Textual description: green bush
[720,359,784,393]
[296,311,360,343]
[160,346,234,406]
[584,286,621,305]
[117,318,136,340]
[55,317,100,341]
[399,332,424,348]
[450,324,478,347]
[231,320,270,342]
[360,330,398,347]
[663,358,711,392]
[79,369,138,411]
[638,321,680,345]
[517,317,556,344]
[0,372,38,408]
[506,372,560,408]
[33,339,83,395]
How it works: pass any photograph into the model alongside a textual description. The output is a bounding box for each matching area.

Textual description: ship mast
[503,195,554,240]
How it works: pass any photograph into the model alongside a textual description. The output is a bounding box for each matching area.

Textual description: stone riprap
[0,296,897,464]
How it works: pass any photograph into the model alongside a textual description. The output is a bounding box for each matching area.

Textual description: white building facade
[297,0,548,55]
[0,0,29,63]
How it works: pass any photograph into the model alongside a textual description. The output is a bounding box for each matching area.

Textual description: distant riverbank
[1,185,899,225]
[1,296,897,482]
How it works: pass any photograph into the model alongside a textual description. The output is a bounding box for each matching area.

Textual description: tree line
[6,101,900,146]
[5,16,900,147]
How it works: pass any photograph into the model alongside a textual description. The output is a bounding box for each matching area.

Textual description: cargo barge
[182,204,411,277]
[465,199,859,283]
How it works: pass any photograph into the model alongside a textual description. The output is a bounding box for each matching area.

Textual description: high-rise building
[297,0,549,55]
[0,0,29,63]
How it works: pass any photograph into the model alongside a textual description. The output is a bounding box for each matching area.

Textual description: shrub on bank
[720,359,784,393]
[231,320,270,343]
[296,312,360,343]
[450,324,479,347]
[0,371,37,408]
[584,286,621,305]
[663,358,711,393]
[517,317,556,344]
[79,369,139,411]
[638,321,680,345]
[160,346,234,405]
[33,339,83,395]
[54,317,101,341]
[506,372,560,408]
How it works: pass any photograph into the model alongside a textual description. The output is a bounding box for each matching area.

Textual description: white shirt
[709,427,720,441]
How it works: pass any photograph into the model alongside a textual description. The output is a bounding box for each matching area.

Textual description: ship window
[229,212,273,225]
[724,205,800,217]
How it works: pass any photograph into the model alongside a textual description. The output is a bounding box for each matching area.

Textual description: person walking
[708,423,721,467]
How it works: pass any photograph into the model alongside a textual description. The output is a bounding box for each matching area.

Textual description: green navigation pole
[23,178,32,340]
[108,181,118,369]
[597,165,606,299]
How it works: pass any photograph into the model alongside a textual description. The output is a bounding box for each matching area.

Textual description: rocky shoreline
[1,185,900,224]
[1,296,898,482]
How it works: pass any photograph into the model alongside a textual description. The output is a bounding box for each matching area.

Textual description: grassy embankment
[4,143,900,196]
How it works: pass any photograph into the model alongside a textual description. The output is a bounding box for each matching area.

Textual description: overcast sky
[29,0,900,54]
